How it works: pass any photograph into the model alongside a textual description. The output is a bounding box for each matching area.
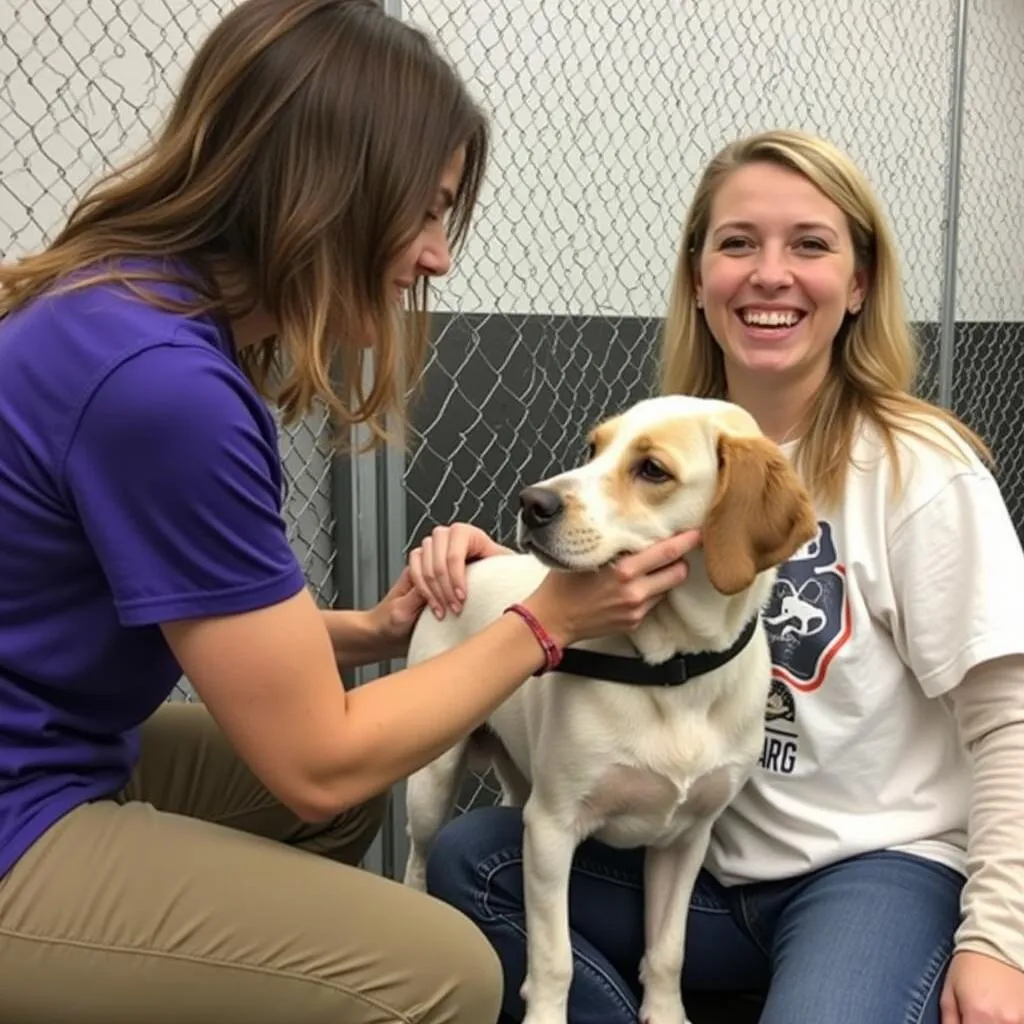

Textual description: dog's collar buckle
[553,615,760,687]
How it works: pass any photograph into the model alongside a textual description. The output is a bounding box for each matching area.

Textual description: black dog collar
[554,615,760,688]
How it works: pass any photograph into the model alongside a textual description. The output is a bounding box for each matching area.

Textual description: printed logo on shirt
[763,520,850,692]
[758,520,851,776]
[760,679,799,774]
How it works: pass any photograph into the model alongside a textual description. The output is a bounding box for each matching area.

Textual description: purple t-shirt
[0,267,307,879]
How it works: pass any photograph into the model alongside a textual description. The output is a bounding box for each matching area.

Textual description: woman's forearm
[951,655,1024,972]
[306,601,560,816]
[321,545,521,669]
[322,609,405,670]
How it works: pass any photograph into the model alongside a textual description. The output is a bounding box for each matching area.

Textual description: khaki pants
[0,702,503,1023]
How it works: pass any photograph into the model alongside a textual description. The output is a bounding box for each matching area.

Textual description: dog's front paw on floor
[520,1012,569,1024]
[638,994,688,1024]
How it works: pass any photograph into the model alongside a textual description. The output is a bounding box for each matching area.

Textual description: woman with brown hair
[0,1,697,1020]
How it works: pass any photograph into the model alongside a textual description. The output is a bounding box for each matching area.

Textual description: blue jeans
[424,806,964,1024]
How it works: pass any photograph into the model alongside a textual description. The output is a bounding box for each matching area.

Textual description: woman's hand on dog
[526,529,703,647]
[408,523,515,619]
[406,522,701,646]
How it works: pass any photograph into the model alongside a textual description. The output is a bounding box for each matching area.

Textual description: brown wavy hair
[0,0,489,446]
[660,128,990,507]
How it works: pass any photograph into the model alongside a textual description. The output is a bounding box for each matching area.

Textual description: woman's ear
[848,268,868,315]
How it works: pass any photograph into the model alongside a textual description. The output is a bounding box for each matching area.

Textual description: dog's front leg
[638,823,713,1024]
[519,794,579,1024]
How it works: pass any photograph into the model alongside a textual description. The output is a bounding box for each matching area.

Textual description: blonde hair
[660,128,990,507]
[0,0,488,447]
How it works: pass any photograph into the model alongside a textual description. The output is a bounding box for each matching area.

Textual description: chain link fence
[950,0,1024,516]
[3,0,1022,871]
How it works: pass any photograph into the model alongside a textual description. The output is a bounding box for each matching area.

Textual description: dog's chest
[580,762,738,849]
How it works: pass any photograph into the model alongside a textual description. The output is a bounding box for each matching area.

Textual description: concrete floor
[688,992,763,1023]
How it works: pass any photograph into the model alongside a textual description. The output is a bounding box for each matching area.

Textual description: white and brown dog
[402,394,817,1024]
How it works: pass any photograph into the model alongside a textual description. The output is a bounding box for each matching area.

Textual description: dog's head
[515,395,817,596]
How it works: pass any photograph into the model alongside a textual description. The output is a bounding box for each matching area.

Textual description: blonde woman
[0,1,698,1020]
[420,131,1024,1024]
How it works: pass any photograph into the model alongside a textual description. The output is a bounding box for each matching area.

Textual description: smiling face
[695,161,867,391]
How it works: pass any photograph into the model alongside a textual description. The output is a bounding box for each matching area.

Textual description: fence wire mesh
[951,0,1024,519]
[0,0,339,701]
[2,0,1022,857]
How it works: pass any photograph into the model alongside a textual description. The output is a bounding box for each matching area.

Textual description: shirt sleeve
[888,466,1024,698]
[950,655,1024,972]
[63,342,308,627]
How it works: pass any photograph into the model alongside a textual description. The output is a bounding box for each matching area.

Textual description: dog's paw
[639,1013,689,1024]
[521,1013,569,1024]
[638,994,688,1024]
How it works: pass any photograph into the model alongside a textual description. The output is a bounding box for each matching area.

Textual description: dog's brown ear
[703,434,818,595]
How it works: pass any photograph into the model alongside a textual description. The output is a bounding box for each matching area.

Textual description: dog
[402,394,817,1024]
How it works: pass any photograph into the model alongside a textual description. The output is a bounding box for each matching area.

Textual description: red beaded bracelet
[504,602,564,676]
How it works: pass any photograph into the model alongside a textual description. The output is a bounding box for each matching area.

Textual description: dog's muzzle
[518,485,564,532]
[516,485,572,568]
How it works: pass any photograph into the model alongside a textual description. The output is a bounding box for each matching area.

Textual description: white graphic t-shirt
[706,417,1024,888]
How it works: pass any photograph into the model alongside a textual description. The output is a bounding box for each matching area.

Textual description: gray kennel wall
[1,0,1022,880]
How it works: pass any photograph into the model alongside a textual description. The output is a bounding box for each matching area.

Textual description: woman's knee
[762,852,961,1024]
[424,805,525,910]
[0,798,497,1024]
[417,898,504,1024]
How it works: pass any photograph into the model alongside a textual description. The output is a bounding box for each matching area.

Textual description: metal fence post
[376,0,410,883]
[938,0,971,410]
[377,422,411,880]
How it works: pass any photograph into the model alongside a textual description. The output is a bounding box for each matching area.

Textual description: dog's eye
[637,458,672,483]
[585,442,597,461]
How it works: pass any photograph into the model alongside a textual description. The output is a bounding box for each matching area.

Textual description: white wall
[1,0,1020,325]
[404,0,1023,323]
[0,0,230,257]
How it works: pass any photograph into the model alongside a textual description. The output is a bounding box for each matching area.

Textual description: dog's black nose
[519,486,564,530]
